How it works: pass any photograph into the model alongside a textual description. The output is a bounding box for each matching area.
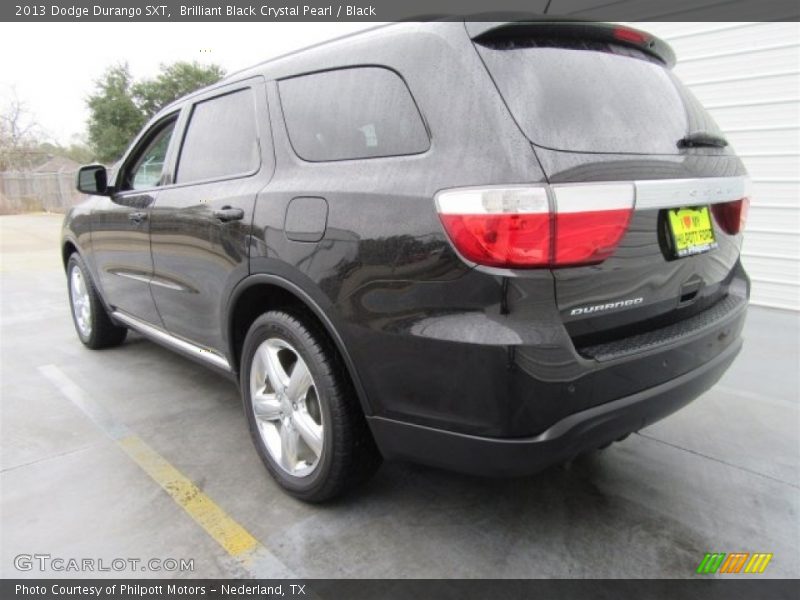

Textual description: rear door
[470,22,749,346]
[149,78,273,353]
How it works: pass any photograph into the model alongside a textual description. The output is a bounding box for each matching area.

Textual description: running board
[111,311,232,372]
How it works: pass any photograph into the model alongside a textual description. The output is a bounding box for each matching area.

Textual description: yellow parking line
[118,434,261,557]
[38,364,293,578]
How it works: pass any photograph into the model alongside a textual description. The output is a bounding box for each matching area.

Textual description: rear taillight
[435,187,551,267]
[712,198,749,235]
[552,184,634,266]
[435,183,634,269]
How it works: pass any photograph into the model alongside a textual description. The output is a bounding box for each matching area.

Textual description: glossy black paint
[370,336,744,477]
[76,164,108,195]
[539,150,747,342]
[148,78,273,353]
[91,189,162,325]
[63,21,749,473]
[89,112,181,326]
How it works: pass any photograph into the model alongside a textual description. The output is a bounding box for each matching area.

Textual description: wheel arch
[226,274,374,416]
[61,238,80,271]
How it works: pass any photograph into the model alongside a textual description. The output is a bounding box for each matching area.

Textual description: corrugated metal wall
[641,22,800,310]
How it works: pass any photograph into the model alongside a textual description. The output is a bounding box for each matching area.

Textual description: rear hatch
[469,21,749,351]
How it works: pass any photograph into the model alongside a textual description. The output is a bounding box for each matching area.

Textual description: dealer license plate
[667,206,717,258]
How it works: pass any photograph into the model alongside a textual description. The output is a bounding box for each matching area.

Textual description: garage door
[641,22,800,310]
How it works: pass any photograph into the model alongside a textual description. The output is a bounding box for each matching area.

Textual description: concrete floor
[1,213,798,578]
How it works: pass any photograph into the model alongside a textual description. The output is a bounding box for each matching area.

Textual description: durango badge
[570,297,644,316]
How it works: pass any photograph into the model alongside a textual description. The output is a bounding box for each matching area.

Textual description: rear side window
[176,88,260,183]
[278,67,429,161]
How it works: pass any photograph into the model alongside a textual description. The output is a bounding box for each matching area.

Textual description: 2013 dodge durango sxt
[63,19,750,501]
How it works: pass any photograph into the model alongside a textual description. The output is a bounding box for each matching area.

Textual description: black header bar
[3,0,800,22]
[3,579,800,600]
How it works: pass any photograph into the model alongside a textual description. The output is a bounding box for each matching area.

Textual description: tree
[133,62,225,117]
[60,140,94,164]
[0,88,42,170]
[1,88,94,170]
[35,139,94,165]
[86,64,144,163]
[86,61,224,163]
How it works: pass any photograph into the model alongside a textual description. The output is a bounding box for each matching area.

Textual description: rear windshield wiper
[678,131,729,149]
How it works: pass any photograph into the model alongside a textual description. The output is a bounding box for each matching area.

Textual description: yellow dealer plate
[667,206,718,258]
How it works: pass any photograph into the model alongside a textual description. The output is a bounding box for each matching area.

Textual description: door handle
[213,206,245,222]
[128,211,147,223]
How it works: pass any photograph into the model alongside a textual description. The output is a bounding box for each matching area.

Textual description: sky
[0,22,380,145]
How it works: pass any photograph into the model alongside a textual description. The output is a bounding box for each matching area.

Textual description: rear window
[278,67,429,161]
[475,41,722,154]
[177,88,259,184]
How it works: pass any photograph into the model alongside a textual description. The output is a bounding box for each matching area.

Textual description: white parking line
[38,364,295,579]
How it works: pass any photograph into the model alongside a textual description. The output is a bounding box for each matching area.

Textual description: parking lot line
[37,364,294,578]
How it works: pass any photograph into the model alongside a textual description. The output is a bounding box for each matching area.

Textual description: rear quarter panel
[248,23,547,421]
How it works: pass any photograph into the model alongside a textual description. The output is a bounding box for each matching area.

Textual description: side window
[278,67,429,161]
[125,118,177,191]
[176,88,260,184]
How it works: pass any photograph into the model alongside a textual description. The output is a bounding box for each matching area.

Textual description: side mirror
[76,164,110,196]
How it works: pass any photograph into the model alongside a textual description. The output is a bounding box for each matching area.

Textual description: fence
[0,170,83,214]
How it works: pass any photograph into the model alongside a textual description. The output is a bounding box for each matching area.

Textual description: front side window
[278,67,430,161]
[126,119,176,190]
[176,88,260,184]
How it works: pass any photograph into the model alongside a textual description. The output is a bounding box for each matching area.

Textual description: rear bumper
[368,337,742,477]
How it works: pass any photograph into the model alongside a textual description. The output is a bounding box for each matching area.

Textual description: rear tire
[241,310,381,502]
[67,253,127,349]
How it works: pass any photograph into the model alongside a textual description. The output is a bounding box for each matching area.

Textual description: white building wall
[641,22,800,310]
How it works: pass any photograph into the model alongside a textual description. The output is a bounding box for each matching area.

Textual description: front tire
[241,311,381,502]
[67,253,127,349]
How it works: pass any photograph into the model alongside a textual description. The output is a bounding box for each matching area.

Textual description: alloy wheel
[70,265,92,338]
[249,338,324,477]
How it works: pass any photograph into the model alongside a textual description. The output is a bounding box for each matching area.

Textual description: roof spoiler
[466,19,676,68]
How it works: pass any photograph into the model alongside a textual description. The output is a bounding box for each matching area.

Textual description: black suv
[64,20,750,501]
